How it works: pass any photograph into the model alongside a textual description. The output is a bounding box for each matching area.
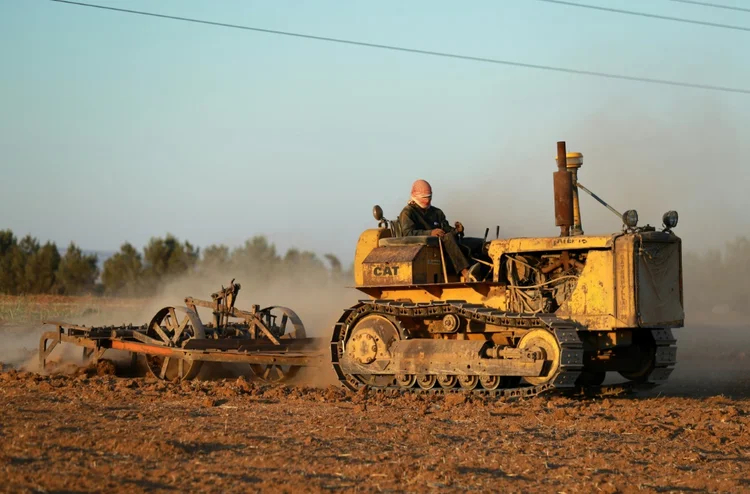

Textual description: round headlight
[662,210,678,229]
[622,209,638,228]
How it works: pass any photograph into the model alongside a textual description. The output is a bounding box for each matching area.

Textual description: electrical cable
[50,0,750,95]
[533,0,750,32]
[666,0,750,14]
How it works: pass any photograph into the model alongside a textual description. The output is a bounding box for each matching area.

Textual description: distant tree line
[0,230,98,295]
[4,226,748,314]
[0,229,349,296]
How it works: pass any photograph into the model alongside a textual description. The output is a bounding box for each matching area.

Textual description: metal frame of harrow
[39,323,322,373]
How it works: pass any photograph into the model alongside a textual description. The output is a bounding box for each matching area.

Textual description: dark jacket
[399,202,454,236]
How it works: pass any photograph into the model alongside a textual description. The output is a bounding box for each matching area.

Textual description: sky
[1,0,749,262]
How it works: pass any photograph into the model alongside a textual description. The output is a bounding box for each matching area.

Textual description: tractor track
[331,299,676,399]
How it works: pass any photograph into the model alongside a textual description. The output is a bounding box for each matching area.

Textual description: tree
[0,228,355,296]
[0,230,15,256]
[8,235,39,294]
[281,248,326,280]
[0,232,59,295]
[0,230,18,294]
[143,234,199,283]
[323,253,353,283]
[201,244,230,271]
[56,242,99,295]
[102,243,143,295]
[324,253,343,277]
[24,241,61,294]
[230,236,280,281]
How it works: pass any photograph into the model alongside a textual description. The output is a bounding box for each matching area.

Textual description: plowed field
[2,322,750,493]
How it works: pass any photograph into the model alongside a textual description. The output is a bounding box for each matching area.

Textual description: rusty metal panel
[637,237,684,327]
[363,245,422,263]
[362,246,419,285]
[354,229,392,286]
[415,246,444,284]
[553,170,574,230]
[554,141,573,236]
[362,264,412,285]
[362,245,424,286]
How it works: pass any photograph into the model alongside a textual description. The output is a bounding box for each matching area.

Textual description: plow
[39,281,324,383]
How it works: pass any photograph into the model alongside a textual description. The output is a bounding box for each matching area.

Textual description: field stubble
[1,296,750,492]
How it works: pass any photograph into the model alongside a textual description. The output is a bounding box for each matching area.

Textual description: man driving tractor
[399,179,479,282]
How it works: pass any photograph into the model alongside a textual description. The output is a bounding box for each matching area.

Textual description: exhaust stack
[553,141,574,237]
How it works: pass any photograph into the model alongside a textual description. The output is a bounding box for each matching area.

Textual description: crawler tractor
[331,142,683,396]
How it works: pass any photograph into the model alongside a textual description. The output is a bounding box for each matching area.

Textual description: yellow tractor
[331,142,682,396]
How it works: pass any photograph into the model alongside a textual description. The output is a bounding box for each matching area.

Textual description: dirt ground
[2,323,750,493]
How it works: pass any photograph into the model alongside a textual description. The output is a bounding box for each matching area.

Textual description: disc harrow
[39,281,323,383]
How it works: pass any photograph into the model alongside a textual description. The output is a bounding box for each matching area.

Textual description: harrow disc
[249,363,300,383]
[145,306,205,381]
[249,306,306,383]
[259,306,306,339]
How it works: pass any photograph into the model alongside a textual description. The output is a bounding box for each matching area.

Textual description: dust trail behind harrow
[39,281,326,383]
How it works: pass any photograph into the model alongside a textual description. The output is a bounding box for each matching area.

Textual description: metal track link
[331,300,587,399]
[650,327,678,383]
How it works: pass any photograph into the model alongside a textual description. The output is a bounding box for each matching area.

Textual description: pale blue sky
[1,0,749,261]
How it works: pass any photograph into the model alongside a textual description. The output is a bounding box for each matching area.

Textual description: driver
[399,179,477,282]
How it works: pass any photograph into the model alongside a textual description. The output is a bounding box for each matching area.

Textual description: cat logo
[373,265,400,276]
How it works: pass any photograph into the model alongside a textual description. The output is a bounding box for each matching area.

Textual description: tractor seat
[378,236,439,247]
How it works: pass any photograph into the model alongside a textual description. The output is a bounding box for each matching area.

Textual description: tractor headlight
[622,210,638,228]
[662,210,678,229]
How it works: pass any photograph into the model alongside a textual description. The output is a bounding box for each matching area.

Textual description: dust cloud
[144,266,358,338]
[0,262,359,384]
[573,106,750,397]
[437,101,748,249]
[0,324,46,371]
[144,266,358,386]
[0,321,135,376]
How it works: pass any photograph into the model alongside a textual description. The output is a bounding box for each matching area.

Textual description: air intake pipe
[566,152,584,235]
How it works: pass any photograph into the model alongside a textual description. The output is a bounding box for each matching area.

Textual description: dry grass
[0,295,146,325]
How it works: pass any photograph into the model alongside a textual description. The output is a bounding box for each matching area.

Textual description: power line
[534,0,750,32]
[667,0,750,14]
[50,0,750,95]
